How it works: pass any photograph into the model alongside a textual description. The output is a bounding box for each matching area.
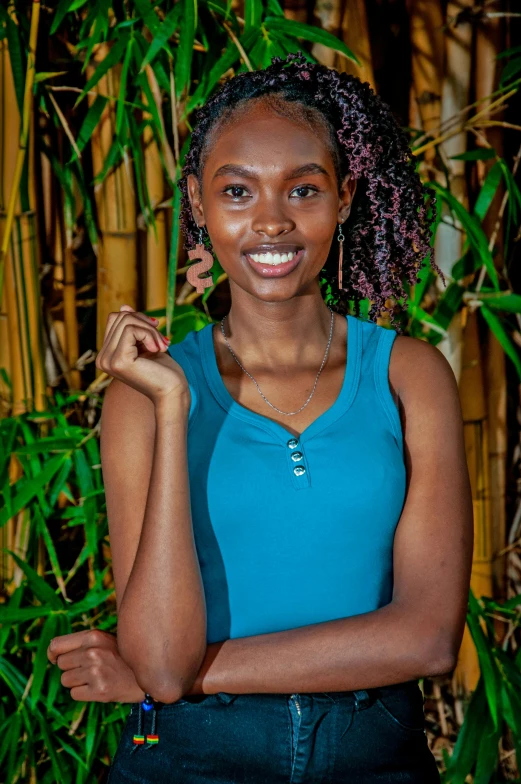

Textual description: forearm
[195,602,454,695]
[117,396,207,702]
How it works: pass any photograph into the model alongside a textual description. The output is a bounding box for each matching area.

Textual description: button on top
[293,465,306,476]
[287,438,299,449]
[291,451,303,462]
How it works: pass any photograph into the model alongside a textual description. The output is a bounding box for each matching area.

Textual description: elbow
[118,638,206,705]
[416,630,459,678]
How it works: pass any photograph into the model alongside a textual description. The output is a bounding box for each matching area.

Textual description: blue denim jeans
[107,679,440,783]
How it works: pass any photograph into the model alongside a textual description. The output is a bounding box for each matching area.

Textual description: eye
[290,185,320,198]
[222,185,250,199]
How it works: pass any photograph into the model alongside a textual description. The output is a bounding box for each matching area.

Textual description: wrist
[154,388,191,421]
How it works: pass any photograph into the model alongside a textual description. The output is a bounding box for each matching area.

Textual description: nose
[251,201,295,238]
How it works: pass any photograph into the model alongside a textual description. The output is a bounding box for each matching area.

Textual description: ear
[338,173,357,222]
[187,173,205,227]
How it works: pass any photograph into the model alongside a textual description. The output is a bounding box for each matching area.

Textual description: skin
[48,99,474,702]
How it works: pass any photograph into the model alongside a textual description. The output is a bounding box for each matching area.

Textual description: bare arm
[187,335,474,695]
[99,308,207,703]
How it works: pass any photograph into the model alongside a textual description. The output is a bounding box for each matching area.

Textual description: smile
[244,249,305,278]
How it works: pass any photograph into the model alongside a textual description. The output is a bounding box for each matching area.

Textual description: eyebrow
[212,163,330,180]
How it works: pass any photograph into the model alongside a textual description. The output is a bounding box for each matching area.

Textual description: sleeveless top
[167,314,406,644]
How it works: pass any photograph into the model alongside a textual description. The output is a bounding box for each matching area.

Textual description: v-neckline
[200,313,362,445]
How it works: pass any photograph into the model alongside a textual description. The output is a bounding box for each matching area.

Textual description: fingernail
[150,317,159,323]
[162,335,171,344]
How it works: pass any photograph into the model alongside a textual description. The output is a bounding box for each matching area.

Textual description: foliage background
[1,0,521,781]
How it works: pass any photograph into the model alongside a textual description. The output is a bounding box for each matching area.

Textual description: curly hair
[177,51,443,329]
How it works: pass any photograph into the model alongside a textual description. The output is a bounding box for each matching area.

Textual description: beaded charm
[132,693,160,752]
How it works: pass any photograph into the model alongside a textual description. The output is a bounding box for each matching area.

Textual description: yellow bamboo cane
[0,0,41,305]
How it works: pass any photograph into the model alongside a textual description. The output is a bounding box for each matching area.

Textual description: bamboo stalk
[0,0,41,305]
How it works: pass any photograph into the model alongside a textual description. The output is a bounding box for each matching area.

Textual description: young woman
[49,52,474,783]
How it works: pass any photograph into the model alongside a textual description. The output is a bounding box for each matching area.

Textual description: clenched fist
[47,630,145,703]
[95,305,189,406]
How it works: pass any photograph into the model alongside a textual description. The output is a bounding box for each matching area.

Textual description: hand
[95,305,190,406]
[47,629,146,703]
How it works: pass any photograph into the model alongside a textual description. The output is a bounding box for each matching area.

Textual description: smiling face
[187,96,357,305]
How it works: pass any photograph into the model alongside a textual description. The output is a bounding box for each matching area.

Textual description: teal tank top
[167,314,405,644]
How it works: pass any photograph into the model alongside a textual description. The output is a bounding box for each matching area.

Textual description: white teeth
[249,250,297,265]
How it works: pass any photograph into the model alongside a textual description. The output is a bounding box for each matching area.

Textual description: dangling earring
[186,225,214,294]
[337,221,345,291]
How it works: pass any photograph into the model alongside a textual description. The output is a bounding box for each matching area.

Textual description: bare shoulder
[389,334,459,405]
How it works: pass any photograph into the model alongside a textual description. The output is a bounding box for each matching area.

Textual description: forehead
[202,102,335,178]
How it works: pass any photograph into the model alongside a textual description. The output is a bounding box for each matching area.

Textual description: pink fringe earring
[186,226,214,294]
[337,221,345,291]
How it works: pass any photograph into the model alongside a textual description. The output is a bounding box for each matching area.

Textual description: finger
[108,321,165,367]
[98,318,166,375]
[61,666,89,689]
[99,309,162,366]
[47,630,92,665]
[70,685,105,702]
[54,648,90,670]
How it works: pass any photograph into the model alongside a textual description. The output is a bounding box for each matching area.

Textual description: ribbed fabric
[167,314,406,644]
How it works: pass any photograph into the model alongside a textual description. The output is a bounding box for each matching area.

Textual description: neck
[219,290,335,370]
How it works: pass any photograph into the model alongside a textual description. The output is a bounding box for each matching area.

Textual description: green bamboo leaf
[34,70,68,82]
[175,0,197,100]
[467,590,500,733]
[36,713,66,782]
[444,678,487,782]
[4,711,22,784]
[430,181,499,291]
[34,505,67,598]
[0,605,56,623]
[67,587,115,615]
[14,438,77,455]
[134,0,161,36]
[116,38,134,135]
[473,160,502,222]
[184,28,258,115]
[31,615,59,705]
[0,452,70,527]
[140,5,181,70]
[450,149,497,161]
[51,0,77,34]
[264,17,360,65]
[500,56,521,86]
[244,0,263,33]
[481,305,521,381]
[69,94,108,163]
[2,7,25,114]
[473,708,501,783]
[480,291,521,313]
[5,551,63,609]
[74,34,129,107]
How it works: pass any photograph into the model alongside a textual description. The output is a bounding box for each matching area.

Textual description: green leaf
[430,181,499,291]
[69,94,108,163]
[466,590,500,733]
[0,452,70,527]
[116,37,134,135]
[480,305,521,381]
[450,149,497,161]
[443,677,487,782]
[75,34,129,107]
[480,291,521,313]
[175,0,197,100]
[140,5,181,70]
[264,17,360,65]
[473,160,502,222]
[5,551,63,609]
[244,0,263,33]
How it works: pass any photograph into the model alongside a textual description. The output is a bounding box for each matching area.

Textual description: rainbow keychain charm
[132,693,160,751]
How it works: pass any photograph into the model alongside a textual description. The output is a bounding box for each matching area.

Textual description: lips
[244,248,305,278]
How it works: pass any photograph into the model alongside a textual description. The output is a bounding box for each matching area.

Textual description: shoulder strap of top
[167,336,200,428]
[374,326,403,449]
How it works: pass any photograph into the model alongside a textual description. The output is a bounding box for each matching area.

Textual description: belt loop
[216,691,239,705]
[353,689,372,711]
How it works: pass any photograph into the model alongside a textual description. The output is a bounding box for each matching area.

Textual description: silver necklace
[219,307,335,417]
